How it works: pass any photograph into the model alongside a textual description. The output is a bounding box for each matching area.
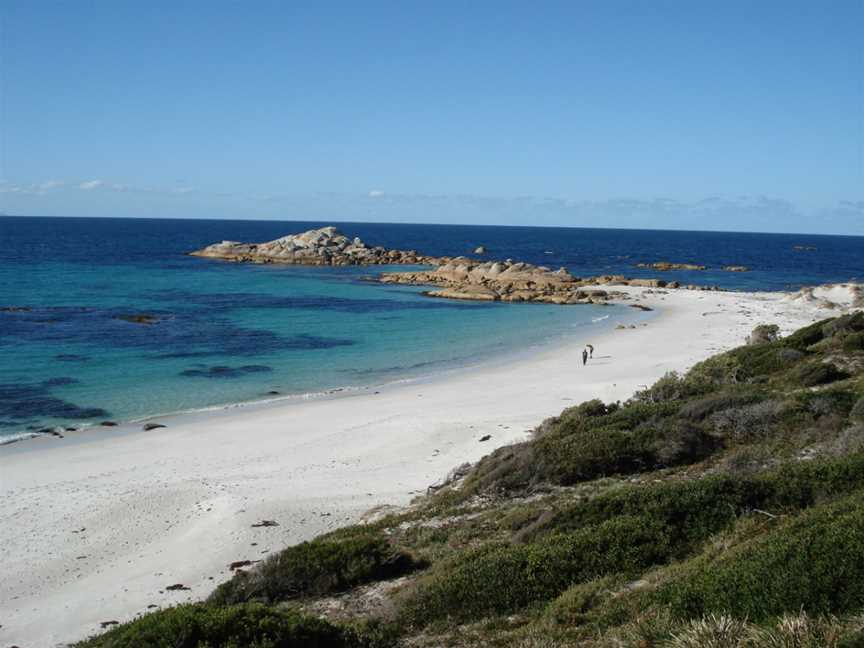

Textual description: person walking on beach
[587,344,594,358]
[582,348,589,366]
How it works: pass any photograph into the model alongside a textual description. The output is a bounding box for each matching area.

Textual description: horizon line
[2,212,863,240]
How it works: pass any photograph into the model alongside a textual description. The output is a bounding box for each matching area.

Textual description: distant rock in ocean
[635,261,706,271]
[192,226,723,305]
[190,226,447,266]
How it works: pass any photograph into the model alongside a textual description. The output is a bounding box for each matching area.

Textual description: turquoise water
[1,238,634,441]
[9,215,859,442]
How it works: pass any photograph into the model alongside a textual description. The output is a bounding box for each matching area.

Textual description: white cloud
[38,180,65,191]
[368,189,385,198]
[79,180,104,190]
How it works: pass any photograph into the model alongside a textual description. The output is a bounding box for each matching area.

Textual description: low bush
[210,534,423,605]
[852,397,864,421]
[842,331,864,352]
[782,319,828,350]
[679,389,765,421]
[631,371,696,404]
[660,492,864,621]
[538,453,864,545]
[75,603,393,648]
[461,401,692,494]
[404,454,864,625]
[544,574,624,626]
[822,312,864,340]
[707,399,784,441]
[400,516,669,625]
[794,362,850,387]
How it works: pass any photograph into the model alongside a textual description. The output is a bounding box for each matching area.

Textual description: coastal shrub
[631,371,695,404]
[707,400,784,441]
[793,362,850,387]
[542,476,747,553]
[852,397,864,421]
[400,515,670,625]
[74,603,393,648]
[460,401,691,494]
[403,452,864,625]
[822,312,864,340]
[210,534,423,605]
[682,343,805,388]
[536,453,864,545]
[530,418,713,487]
[678,388,765,421]
[543,574,625,626]
[842,331,864,352]
[660,492,864,621]
[782,319,828,350]
[458,440,537,494]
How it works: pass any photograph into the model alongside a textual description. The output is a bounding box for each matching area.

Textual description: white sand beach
[0,284,856,647]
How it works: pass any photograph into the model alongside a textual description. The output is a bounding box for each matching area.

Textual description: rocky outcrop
[723,265,750,272]
[380,260,626,304]
[191,226,445,266]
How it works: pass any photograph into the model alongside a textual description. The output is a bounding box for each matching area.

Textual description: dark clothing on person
[582,349,588,365]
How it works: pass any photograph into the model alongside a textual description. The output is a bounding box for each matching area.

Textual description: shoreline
[0,285,845,646]
[1,301,643,453]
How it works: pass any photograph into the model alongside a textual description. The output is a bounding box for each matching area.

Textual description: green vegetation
[77,312,864,647]
[661,492,864,621]
[75,603,394,648]
[211,532,424,605]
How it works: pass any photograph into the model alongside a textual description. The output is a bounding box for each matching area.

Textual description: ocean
[1,216,861,442]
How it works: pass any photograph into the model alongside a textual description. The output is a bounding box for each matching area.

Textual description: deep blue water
[0,216,861,441]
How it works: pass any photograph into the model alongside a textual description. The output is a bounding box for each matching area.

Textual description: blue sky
[0,1,862,234]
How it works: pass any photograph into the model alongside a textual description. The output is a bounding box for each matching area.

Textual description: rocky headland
[190,226,447,266]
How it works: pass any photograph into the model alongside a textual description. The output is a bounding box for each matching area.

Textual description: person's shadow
[588,355,613,365]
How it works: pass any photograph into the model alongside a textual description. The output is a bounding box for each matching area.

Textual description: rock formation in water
[379,260,634,304]
[192,226,728,304]
[190,226,446,266]
[635,261,707,271]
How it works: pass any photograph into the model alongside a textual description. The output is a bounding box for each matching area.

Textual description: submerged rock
[635,261,706,271]
[180,365,273,379]
[115,314,160,325]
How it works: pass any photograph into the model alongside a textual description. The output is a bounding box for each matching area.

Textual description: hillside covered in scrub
[77,313,864,648]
